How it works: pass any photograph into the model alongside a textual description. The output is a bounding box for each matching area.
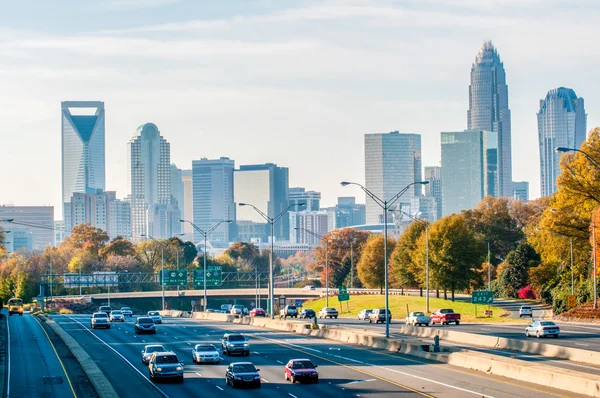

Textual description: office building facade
[334,197,366,228]
[289,187,320,212]
[289,211,329,245]
[423,166,442,220]
[109,199,131,240]
[0,205,55,250]
[512,181,530,202]
[181,169,193,241]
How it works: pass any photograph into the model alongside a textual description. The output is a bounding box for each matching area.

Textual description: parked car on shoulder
[192,344,220,364]
[91,312,111,329]
[284,359,319,384]
[430,309,460,325]
[109,310,125,322]
[525,321,560,338]
[369,308,391,324]
[250,308,266,317]
[318,307,338,319]
[148,351,184,383]
[280,305,298,319]
[519,306,533,318]
[98,305,112,315]
[120,307,133,317]
[405,311,430,326]
[300,308,316,319]
[225,362,261,389]
[135,316,157,334]
[221,333,250,356]
[141,344,165,364]
[147,311,162,324]
[358,309,372,321]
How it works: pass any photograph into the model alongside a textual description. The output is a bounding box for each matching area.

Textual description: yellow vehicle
[7,298,24,316]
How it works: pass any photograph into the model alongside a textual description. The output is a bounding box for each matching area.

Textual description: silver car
[525,321,560,338]
[109,310,124,322]
[147,311,162,324]
[148,351,184,383]
[91,312,111,329]
[142,344,166,364]
[192,344,220,364]
[121,307,133,317]
[358,309,372,321]
[318,307,338,319]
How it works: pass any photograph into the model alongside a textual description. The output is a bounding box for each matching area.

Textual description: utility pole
[350,242,354,289]
[487,242,491,291]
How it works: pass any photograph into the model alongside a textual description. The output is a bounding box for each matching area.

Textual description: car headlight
[243,343,249,347]
[156,367,162,372]
[254,375,260,380]
[176,366,183,371]
[227,343,234,347]
[234,376,242,380]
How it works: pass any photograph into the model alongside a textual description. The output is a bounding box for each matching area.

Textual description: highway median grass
[302,294,526,324]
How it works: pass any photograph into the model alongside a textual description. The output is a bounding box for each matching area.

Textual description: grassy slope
[302,294,526,324]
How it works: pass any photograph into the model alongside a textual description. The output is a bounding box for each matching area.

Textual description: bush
[517,285,536,300]
[59,308,74,314]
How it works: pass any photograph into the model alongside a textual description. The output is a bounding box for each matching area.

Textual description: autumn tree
[99,236,136,259]
[356,235,396,292]
[225,242,260,272]
[63,223,109,256]
[497,242,539,298]
[390,220,427,291]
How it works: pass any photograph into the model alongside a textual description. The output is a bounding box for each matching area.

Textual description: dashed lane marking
[289,394,298,398]
[276,360,284,364]
[261,378,269,383]
[216,386,223,391]
[196,372,202,377]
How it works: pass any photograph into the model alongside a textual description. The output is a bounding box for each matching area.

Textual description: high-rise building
[61,101,105,229]
[512,181,530,202]
[68,189,130,239]
[128,123,172,240]
[334,197,366,228]
[289,210,329,245]
[441,130,497,215]
[0,205,54,250]
[170,164,185,219]
[54,220,66,246]
[181,169,193,241]
[234,163,289,242]
[364,132,422,224]
[289,187,320,211]
[192,158,235,243]
[423,166,442,220]
[538,87,587,197]
[109,199,131,240]
[467,41,512,197]
[146,202,181,240]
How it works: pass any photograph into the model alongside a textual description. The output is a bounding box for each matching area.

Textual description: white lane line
[133,335,137,338]
[67,317,170,398]
[194,330,197,332]
[289,394,298,398]
[6,311,11,398]
[348,379,376,384]
[196,372,202,377]
[276,360,284,364]
[142,340,145,343]
[253,351,260,354]
[187,342,192,346]
[164,332,168,335]
[575,343,590,347]
[216,386,223,391]
[261,378,269,383]
[174,336,178,339]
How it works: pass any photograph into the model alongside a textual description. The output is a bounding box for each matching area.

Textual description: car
[284,359,319,384]
[405,311,431,326]
[109,310,125,322]
[358,309,372,321]
[219,309,229,314]
[98,305,112,315]
[121,307,133,317]
[91,312,111,329]
[300,309,316,319]
[525,321,560,338]
[318,307,338,319]
[148,351,184,383]
[303,285,316,290]
[221,333,250,356]
[192,344,220,364]
[135,316,157,334]
[430,309,461,325]
[280,305,298,319]
[250,308,266,317]
[230,305,245,315]
[147,311,162,324]
[519,306,533,318]
[141,344,166,364]
[207,309,220,313]
[225,362,261,389]
[369,308,392,324]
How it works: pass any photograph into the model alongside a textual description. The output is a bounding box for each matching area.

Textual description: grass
[302,294,527,324]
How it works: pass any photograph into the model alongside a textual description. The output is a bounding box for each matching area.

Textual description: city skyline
[2,2,600,217]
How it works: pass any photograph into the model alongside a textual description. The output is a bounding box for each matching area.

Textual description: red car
[431,308,461,325]
[250,308,266,317]
[284,359,319,384]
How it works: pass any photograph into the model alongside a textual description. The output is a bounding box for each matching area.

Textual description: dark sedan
[135,316,157,334]
[225,362,261,388]
[300,309,316,319]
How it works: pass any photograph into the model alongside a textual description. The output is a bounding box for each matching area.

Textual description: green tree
[225,242,260,271]
[99,236,136,259]
[356,235,396,292]
[497,242,539,298]
[390,220,428,291]
[63,223,109,256]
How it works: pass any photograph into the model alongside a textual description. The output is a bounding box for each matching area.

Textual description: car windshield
[148,311,159,316]
[138,317,154,324]
[99,307,110,310]
[233,364,256,373]
[304,309,314,313]
[287,306,296,310]
[155,355,179,364]
[112,311,122,315]
[122,307,130,310]
[521,307,531,310]
[228,335,245,342]
[325,308,336,311]
[540,321,556,326]
[440,309,453,313]
[195,345,216,351]
[146,346,164,353]
[291,361,315,369]
[94,313,108,318]
[413,312,425,316]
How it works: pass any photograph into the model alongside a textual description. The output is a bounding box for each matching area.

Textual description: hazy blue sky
[1,0,599,219]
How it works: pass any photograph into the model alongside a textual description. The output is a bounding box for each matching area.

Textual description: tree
[390,220,427,290]
[99,236,136,259]
[497,242,539,298]
[225,242,260,271]
[63,223,109,256]
[356,235,396,292]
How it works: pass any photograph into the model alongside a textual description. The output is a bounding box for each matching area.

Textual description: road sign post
[471,290,494,305]
[161,270,188,286]
[337,285,349,311]
[567,295,577,308]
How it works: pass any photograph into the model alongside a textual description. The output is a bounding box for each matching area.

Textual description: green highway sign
[338,285,347,293]
[194,266,222,288]
[338,292,350,302]
[471,290,493,304]
[161,270,188,286]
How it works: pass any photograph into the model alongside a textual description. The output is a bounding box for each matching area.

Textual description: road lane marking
[196,372,202,377]
[142,340,145,343]
[277,360,284,364]
[253,351,260,354]
[261,378,269,383]
[216,386,223,391]
[174,336,178,339]
[575,343,589,347]
[289,394,298,398]
[348,379,376,384]
[6,310,10,398]
[187,342,192,345]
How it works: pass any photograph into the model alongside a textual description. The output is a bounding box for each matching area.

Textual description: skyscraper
[181,169,193,241]
[538,87,587,197]
[512,181,529,202]
[128,123,172,240]
[467,41,512,197]
[364,132,422,224]
[424,166,442,220]
[289,187,320,211]
[61,101,105,228]
[170,164,185,219]
[333,197,366,229]
[192,158,235,243]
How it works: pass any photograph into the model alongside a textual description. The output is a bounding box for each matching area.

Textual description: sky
[1,0,599,220]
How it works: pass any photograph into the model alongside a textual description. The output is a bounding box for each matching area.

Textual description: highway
[51,314,582,398]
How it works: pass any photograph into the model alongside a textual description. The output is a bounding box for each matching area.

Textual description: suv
[148,351,184,383]
[135,316,157,334]
[318,307,338,319]
[280,305,298,319]
[91,312,111,329]
[221,333,250,356]
[230,305,244,315]
[519,306,533,318]
[121,307,133,317]
[99,305,112,315]
[369,308,392,324]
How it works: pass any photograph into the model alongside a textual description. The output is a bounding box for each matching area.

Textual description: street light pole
[570,236,574,296]
[594,222,598,309]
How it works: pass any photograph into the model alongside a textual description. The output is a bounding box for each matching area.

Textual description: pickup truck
[430,309,460,325]
[405,311,431,326]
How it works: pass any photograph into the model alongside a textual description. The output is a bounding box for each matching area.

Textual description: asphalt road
[52,314,582,398]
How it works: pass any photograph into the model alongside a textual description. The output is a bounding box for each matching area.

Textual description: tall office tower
[467,41,512,197]
[68,189,121,234]
[538,88,587,197]
[0,205,55,250]
[192,158,235,243]
[109,199,131,240]
[234,163,290,242]
[364,132,422,224]
[146,202,181,239]
[181,169,193,241]
[170,164,185,216]
[54,220,66,246]
[423,166,442,220]
[512,181,530,202]
[334,197,366,229]
[289,187,321,211]
[289,210,329,245]
[61,101,105,229]
[441,130,497,215]
[128,123,171,240]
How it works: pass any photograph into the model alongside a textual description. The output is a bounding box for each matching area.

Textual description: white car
[525,320,560,338]
[519,306,533,317]
[192,344,220,364]
[405,311,431,326]
[147,311,162,324]
[121,307,133,317]
[303,285,316,291]
[230,305,244,315]
[318,307,338,319]
[91,312,111,329]
[109,310,125,322]
[141,344,165,364]
[358,309,372,321]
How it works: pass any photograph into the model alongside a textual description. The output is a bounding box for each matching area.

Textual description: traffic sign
[471,290,493,304]
[338,292,350,302]
[567,295,577,308]
[161,270,188,286]
[194,266,222,288]
[338,285,347,293]
[295,299,303,308]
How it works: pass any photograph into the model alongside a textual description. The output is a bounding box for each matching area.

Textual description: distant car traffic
[519,306,533,317]
[318,307,338,319]
[147,311,162,324]
[431,309,460,325]
[91,312,111,329]
[98,305,112,315]
[300,309,316,319]
[120,307,133,317]
[207,309,220,313]
[369,308,392,324]
[231,305,245,315]
[303,285,316,290]
[405,311,430,326]
[225,362,261,388]
[142,344,166,364]
[284,359,319,384]
[135,316,157,334]
[280,305,298,319]
[222,333,250,356]
[525,321,560,338]
[358,309,372,321]
[109,310,124,322]
[148,351,184,383]
[192,344,220,364]
[250,308,266,317]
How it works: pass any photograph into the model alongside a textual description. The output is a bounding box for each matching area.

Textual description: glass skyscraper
[538,87,587,197]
